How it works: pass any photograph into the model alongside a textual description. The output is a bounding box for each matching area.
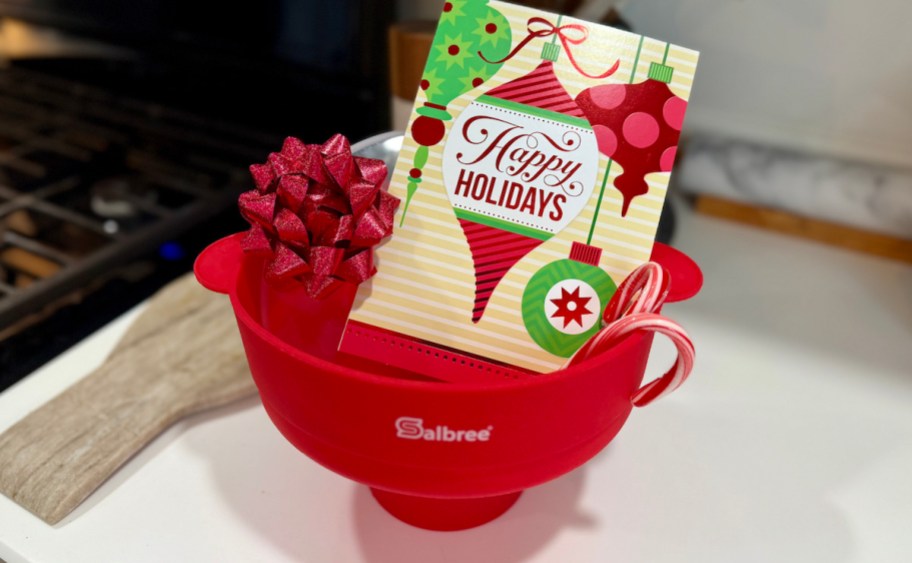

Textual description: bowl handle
[194,233,245,295]
[650,243,703,303]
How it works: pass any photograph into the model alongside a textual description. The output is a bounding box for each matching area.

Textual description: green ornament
[522,242,616,357]
[401,0,513,225]
[424,1,511,110]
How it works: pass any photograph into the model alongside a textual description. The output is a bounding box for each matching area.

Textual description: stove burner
[89,176,159,234]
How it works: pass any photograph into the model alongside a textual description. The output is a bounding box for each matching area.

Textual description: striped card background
[348,1,699,372]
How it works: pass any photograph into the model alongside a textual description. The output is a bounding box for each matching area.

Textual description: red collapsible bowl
[194,232,702,531]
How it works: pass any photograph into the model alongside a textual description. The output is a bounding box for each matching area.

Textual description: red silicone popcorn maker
[194,133,703,531]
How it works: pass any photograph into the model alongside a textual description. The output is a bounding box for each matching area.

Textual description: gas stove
[0,65,279,390]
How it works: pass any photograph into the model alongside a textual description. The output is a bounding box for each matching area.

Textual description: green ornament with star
[522,243,617,358]
[401,0,512,225]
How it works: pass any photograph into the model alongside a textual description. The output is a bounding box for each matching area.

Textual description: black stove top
[0,1,393,392]
[0,65,277,391]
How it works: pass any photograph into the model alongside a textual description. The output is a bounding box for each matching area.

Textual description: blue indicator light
[159,242,186,261]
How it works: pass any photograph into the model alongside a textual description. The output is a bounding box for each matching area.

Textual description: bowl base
[370,488,522,531]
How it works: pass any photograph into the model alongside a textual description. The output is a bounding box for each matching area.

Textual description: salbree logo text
[395,417,493,443]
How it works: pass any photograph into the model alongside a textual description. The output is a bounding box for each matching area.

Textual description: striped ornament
[447,54,598,323]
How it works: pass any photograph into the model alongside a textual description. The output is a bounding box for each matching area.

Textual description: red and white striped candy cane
[574,261,669,360]
[591,312,694,406]
[569,262,694,406]
[603,261,670,322]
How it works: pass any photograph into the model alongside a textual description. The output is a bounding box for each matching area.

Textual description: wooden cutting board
[0,272,257,525]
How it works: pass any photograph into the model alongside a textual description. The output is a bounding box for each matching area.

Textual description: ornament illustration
[522,241,616,357]
[576,41,688,216]
[443,16,616,323]
[400,0,512,225]
[340,1,700,374]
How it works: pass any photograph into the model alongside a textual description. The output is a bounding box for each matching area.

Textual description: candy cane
[581,312,694,406]
[603,261,669,323]
[573,261,669,360]
[569,262,694,406]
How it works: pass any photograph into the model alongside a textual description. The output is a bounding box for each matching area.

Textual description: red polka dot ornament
[576,42,688,216]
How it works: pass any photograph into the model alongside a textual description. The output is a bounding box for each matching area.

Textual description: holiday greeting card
[342,0,698,373]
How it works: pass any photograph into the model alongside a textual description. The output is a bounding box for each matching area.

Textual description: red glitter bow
[238,134,399,298]
[479,16,620,79]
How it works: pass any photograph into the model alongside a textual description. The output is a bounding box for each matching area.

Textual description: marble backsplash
[675,136,912,240]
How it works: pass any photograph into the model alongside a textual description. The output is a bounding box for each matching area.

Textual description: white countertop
[2,202,912,563]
